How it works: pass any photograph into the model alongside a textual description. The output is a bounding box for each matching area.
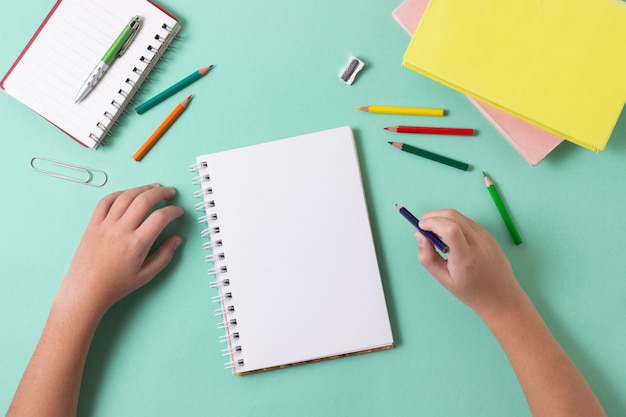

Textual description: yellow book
[402,0,626,152]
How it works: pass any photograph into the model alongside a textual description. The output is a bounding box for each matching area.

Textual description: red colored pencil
[385,125,474,136]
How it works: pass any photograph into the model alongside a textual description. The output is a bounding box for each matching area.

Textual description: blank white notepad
[1,0,180,148]
[191,126,394,375]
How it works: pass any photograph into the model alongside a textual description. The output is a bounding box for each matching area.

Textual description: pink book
[393,0,563,165]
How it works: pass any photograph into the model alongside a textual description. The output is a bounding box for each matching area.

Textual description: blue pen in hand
[396,204,449,254]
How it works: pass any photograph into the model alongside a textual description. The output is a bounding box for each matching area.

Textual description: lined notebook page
[195,126,393,374]
[2,0,178,148]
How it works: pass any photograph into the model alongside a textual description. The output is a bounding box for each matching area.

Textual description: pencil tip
[482,170,487,176]
[199,66,213,75]
[356,106,368,112]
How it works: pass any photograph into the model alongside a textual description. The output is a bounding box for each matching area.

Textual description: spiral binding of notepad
[90,23,180,147]
[191,161,244,372]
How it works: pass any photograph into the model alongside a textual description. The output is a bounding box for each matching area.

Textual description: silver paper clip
[30,157,108,187]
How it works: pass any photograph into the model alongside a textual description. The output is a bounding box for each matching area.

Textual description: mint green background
[1,1,625,415]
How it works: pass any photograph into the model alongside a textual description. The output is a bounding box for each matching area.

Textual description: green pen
[75,16,141,103]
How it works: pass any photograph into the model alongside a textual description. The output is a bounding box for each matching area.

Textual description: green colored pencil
[483,171,523,245]
[135,65,213,114]
[388,141,470,171]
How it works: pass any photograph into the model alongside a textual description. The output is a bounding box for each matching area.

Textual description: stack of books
[394,0,626,164]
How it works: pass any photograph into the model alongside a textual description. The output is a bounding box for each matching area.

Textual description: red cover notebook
[1,0,180,149]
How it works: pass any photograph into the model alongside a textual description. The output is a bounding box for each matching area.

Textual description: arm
[6,184,184,417]
[415,209,605,417]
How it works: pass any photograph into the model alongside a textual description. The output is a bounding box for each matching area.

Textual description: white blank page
[196,126,393,374]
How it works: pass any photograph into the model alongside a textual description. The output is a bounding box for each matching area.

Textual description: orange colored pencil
[132,95,193,161]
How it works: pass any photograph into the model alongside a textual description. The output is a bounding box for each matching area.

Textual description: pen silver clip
[118,15,142,57]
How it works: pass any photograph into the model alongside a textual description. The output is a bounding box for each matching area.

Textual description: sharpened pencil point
[199,65,213,76]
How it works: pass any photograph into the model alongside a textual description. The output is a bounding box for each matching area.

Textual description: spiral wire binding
[215,305,235,316]
[89,22,180,148]
[205,252,225,263]
[191,160,244,372]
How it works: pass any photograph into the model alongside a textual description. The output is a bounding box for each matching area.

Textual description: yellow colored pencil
[132,95,192,161]
[356,105,444,116]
